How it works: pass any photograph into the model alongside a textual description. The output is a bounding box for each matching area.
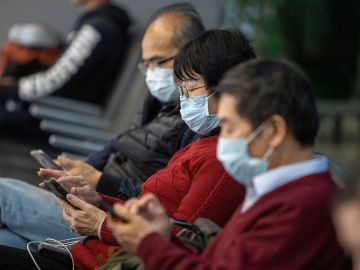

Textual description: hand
[57,175,101,206]
[58,194,107,237]
[38,168,68,188]
[108,194,171,254]
[56,157,102,189]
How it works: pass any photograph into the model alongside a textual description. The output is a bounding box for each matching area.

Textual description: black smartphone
[30,149,63,170]
[43,178,79,210]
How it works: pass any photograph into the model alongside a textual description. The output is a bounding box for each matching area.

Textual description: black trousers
[0,245,71,270]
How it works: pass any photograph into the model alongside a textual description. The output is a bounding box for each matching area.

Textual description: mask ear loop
[205,89,219,117]
[246,122,267,143]
[262,148,273,160]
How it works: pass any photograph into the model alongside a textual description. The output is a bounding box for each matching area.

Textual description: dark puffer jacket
[86,94,197,200]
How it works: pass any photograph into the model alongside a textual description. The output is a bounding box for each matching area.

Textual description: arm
[168,155,244,227]
[85,139,116,170]
[96,173,142,200]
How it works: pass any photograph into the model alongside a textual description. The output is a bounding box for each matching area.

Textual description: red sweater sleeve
[97,194,125,245]
[137,196,347,270]
[99,193,124,205]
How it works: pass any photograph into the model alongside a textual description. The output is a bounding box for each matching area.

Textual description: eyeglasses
[138,56,175,74]
[177,83,206,98]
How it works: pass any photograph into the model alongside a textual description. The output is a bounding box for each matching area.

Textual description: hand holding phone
[43,178,79,210]
[30,149,62,170]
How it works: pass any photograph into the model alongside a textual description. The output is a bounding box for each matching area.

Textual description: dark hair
[174,29,256,93]
[218,58,319,146]
[149,3,205,48]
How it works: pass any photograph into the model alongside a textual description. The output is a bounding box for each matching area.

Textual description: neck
[269,141,314,170]
[82,0,108,12]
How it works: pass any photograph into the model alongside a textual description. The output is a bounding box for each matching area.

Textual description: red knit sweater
[137,172,349,270]
[72,135,245,269]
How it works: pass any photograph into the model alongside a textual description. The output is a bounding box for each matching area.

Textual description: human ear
[266,115,287,149]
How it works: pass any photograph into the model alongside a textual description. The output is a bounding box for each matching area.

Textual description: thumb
[66,194,89,210]
[113,203,133,222]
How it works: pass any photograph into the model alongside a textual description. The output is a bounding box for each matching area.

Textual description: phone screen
[30,149,62,170]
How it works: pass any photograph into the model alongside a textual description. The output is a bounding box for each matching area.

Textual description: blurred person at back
[0,0,130,132]
[333,165,360,269]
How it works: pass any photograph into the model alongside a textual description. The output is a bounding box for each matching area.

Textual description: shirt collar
[251,155,328,198]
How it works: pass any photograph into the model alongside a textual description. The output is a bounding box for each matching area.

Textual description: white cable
[27,236,85,270]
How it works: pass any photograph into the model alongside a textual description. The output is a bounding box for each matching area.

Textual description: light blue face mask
[180,92,220,135]
[145,67,179,103]
[216,123,273,185]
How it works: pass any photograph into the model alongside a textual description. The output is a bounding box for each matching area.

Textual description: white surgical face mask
[145,67,179,103]
[216,123,273,185]
[180,92,220,135]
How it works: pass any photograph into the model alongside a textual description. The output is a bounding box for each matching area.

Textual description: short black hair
[218,58,319,146]
[174,29,256,93]
[149,3,205,48]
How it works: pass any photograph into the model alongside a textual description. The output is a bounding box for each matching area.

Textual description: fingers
[38,168,66,179]
[66,194,90,211]
[56,156,77,171]
[57,175,86,189]
[137,193,160,210]
[112,203,133,223]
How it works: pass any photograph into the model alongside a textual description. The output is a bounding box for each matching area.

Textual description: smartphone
[43,178,68,200]
[30,149,62,170]
[43,178,79,210]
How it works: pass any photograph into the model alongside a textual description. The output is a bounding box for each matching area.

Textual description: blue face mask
[145,67,179,103]
[180,93,220,135]
[216,123,273,185]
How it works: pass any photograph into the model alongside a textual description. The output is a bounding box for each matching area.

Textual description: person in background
[0,0,130,132]
[108,58,350,270]
[0,3,204,250]
[333,165,360,269]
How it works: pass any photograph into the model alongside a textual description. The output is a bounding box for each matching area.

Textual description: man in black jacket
[0,0,130,132]
[0,3,204,248]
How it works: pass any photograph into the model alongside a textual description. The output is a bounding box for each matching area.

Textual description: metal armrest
[40,120,115,143]
[34,96,103,116]
[49,135,106,155]
[29,104,112,130]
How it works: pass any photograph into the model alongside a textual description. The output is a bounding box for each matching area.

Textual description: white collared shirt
[241,156,328,212]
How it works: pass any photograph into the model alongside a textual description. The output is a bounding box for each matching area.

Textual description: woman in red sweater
[0,30,255,269]
[108,58,350,269]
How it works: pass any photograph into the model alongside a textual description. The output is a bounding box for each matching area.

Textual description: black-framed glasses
[177,84,207,98]
[138,56,175,74]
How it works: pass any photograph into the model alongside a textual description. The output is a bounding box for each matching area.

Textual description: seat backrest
[102,26,143,119]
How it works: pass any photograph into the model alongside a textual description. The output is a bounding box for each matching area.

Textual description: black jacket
[86,95,198,199]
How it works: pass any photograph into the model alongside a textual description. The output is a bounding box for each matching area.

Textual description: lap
[0,245,70,270]
[0,178,79,245]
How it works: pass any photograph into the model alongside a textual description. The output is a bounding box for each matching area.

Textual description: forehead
[217,93,238,119]
[141,20,178,59]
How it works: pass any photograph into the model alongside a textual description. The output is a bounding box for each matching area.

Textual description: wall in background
[0,0,224,44]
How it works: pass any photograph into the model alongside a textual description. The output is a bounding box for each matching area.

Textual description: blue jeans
[0,178,79,249]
